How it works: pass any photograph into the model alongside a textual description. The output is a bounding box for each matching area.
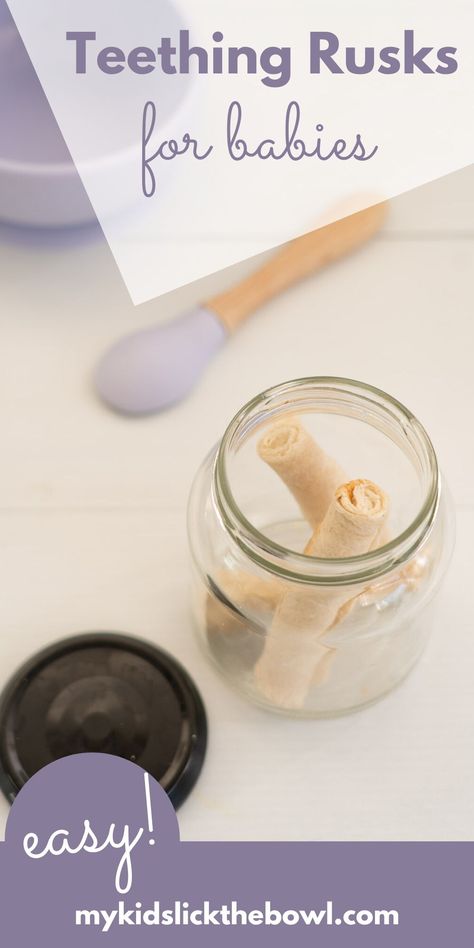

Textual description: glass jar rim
[214,377,441,586]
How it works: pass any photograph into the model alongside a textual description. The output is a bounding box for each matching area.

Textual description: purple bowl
[0,19,97,227]
[0,0,187,229]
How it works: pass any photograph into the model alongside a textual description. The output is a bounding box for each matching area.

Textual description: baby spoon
[95,202,387,415]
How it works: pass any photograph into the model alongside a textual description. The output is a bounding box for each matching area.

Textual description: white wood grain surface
[1,166,473,840]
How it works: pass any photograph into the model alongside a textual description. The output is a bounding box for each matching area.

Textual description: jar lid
[0,633,207,809]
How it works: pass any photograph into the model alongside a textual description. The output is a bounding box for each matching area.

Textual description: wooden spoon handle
[207,202,388,333]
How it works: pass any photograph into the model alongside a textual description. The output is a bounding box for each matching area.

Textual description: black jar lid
[0,633,207,809]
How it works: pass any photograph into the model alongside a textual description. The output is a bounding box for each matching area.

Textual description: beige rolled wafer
[305,479,390,556]
[258,418,346,531]
[258,418,390,549]
[254,479,390,710]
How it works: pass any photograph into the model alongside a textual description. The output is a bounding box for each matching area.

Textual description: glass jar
[188,378,455,717]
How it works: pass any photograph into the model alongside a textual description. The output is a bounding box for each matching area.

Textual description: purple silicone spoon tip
[95,306,228,415]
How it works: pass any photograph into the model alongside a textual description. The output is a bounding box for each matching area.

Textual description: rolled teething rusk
[258,418,390,550]
[305,479,390,557]
[258,418,346,530]
[254,479,390,709]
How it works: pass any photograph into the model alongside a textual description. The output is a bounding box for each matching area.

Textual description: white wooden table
[1,167,473,841]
